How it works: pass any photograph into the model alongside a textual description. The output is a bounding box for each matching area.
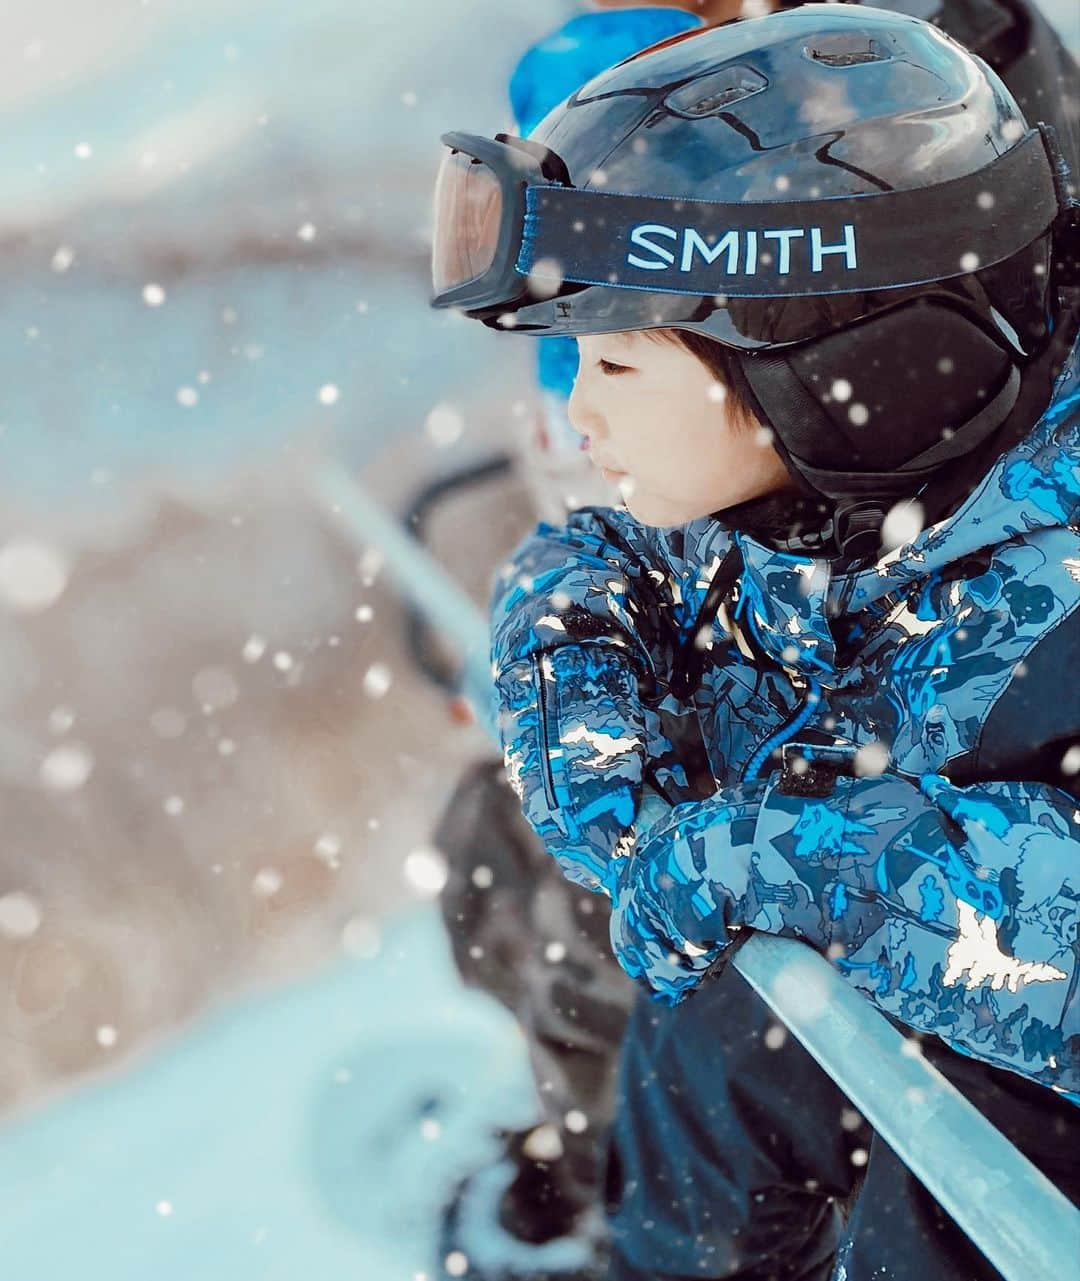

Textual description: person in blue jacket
[432,5,1080,1277]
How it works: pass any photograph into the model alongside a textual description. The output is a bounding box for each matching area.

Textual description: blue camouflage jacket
[491,336,1080,1097]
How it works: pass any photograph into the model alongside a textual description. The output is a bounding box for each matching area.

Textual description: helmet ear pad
[730,299,1020,500]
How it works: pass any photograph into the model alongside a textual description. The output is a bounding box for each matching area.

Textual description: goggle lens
[432,150,504,294]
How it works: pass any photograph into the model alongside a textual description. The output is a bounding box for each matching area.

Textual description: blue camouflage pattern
[490,335,1080,1097]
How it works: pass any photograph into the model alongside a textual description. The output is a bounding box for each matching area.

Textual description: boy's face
[568,330,792,527]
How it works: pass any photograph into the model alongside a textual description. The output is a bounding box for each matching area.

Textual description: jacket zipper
[742,676,822,783]
[533,655,560,812]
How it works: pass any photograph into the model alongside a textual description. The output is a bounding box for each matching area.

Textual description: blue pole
[312,460,1080,1281]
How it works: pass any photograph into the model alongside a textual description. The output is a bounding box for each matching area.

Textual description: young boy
[432,5,1079,1276]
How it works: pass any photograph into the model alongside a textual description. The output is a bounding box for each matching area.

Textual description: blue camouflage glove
[609,781,767,1004]
[495,641,706,897]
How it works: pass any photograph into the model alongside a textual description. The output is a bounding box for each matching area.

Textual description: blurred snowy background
[0,2,1075,1278]
[0,2,581,1276]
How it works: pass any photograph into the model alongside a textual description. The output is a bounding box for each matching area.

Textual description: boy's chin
[622,490,717,529]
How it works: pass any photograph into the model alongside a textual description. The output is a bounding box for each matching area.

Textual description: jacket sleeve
[491,506,723,896]
[610,760,1080,1091]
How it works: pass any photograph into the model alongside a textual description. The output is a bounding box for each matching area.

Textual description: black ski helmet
[432,5,1077,507]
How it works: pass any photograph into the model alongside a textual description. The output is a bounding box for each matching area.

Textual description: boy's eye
[598,357,633,376]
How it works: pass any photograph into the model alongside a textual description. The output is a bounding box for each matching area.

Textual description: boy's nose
[567,375,604,442]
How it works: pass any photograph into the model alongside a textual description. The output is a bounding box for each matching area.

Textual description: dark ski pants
[604,964,1080,1281]
[437,760,636,1205]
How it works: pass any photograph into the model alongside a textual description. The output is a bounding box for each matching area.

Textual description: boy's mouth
[582,440,627,477]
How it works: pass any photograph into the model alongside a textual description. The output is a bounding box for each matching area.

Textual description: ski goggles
[430,127,1074,350]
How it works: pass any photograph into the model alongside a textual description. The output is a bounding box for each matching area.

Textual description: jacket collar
[719,332,1080,679]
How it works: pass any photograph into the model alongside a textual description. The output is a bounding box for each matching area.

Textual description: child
[432,4,1080,1276]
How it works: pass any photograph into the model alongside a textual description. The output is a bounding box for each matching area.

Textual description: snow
[880,500,926,552]
[39,743,94,791]
[0,537,69,612]
[0,891,43,939]
[425,403,466,447]
[0,908,536,1280]
[403,846,449,897]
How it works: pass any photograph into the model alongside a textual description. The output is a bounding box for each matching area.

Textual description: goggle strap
[517,130,1059,299]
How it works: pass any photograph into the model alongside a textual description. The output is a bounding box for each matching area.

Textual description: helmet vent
[805,36,889,67]
[665,65,767,118]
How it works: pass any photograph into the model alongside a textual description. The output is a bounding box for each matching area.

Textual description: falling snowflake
[526,257,565,301]
[425,403,464,447]
[764,1024,787,1050]
[142,283,166,307]
[0,892,43,939]
[252,867,283,897]
[314,833,342,867]
[360,547,383,584]
[564,1109,589,1134]
[522,1124,563,1161]
[318,383,340,406]
[40,744,93,791]
[770,959,829,1020]
[881,499,924,551]
[176,386,199,408]
[48,706,75,734]
[242,635,267,663]
[403,847,448,896]
[51,246,75,273]
[854,741,889,778]
[363,663,392,699]
[0,537,69,612]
